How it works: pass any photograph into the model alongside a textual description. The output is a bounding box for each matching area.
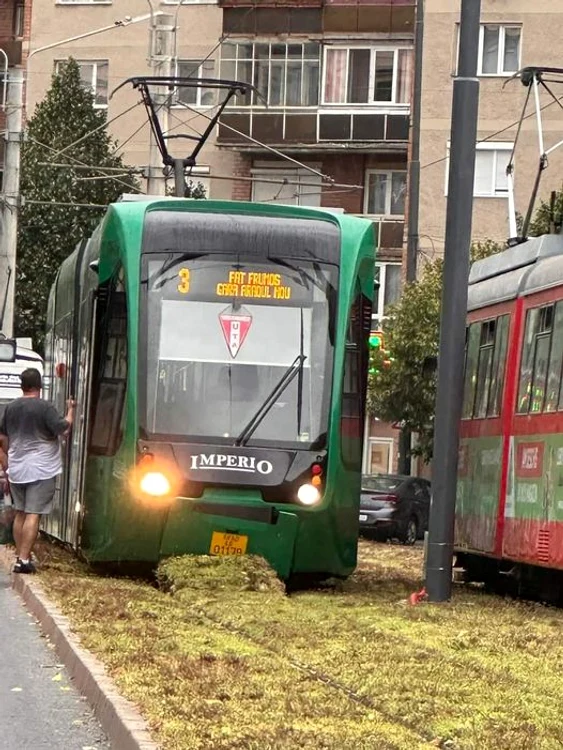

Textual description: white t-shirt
[0,397,68,483]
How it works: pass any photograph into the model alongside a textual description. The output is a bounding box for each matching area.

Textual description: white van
[0,337,43,419]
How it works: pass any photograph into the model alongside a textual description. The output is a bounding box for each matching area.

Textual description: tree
[185,179,207,199]
[165,177,207,198]
[367,240,503,463]
[15,59,139,349]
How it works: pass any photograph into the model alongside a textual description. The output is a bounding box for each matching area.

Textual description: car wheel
[401,517,418,546]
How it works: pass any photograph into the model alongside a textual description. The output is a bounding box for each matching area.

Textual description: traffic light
[368,330,392,375]
[369,331,384,349]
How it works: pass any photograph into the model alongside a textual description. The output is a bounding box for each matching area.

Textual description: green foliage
[15,59,139,349]
[367,240,503,462]
[165,178,207,199]
[528,185,563,237]
[185,179,207,199]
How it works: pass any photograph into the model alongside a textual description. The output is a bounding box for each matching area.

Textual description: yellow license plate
[209,531,248,556]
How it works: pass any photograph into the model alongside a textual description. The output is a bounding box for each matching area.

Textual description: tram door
[68,291,97,549]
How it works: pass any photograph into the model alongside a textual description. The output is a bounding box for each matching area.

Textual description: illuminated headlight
[297,483,321,506]
[140,471,171,497]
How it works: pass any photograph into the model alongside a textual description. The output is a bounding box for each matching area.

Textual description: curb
[0,545,159,750]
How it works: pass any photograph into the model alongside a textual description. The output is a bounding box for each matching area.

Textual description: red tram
[456,233,563,598]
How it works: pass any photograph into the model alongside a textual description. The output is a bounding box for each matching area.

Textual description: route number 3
[177,268,190,294]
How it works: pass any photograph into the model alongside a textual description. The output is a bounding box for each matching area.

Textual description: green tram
[43,198,375,579]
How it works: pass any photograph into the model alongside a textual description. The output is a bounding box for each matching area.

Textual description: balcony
[220,1,415,35]
[370,217,404,251]
[217,41,412,149]
[218,107,409,149]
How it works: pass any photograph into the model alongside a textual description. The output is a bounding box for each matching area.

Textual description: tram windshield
[142,255,337,450]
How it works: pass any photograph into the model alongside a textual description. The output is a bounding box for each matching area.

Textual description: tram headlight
[139,471,172,497]
[297,483,321,506]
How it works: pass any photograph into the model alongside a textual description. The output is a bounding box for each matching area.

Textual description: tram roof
[468,234,563,311]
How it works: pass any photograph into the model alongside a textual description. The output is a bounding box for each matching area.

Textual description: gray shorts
[9,477,57,515]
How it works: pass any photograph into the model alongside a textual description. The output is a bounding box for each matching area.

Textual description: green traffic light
[369,334,382,348]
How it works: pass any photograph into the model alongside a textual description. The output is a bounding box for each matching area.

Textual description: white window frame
[372,262,402,324]
[477,24,522,77]
[13,3,24,38]
[363,169,407,217]
[54,59,109,108]
[444,141,513,198]
[174,59,216,108]
[251,162,323,207]
[221,42,321,108]
[321,45,412,107]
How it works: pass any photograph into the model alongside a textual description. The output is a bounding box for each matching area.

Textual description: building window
[175,60,215,107]
[474,144,511,197]
[479,25,521,76]
[364,170,406,216]
[372,263,401,325]
[55,60,109,107]
[221,42,320,107]
[323,47,413,105]
[13,3,24,38]
[364,438,393,474]
[445,143,512,198]
[251,163,322,207]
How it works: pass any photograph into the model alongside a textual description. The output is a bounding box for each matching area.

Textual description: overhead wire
[420,88,563,172]
[173,101,334,182]
[26,136,144,194]
[46,100,143,161]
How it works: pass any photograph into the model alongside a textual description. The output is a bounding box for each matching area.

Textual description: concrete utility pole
[398,0,425,476]
[425,0,481,602]
[0,67,24,337]
[147,13,176,196]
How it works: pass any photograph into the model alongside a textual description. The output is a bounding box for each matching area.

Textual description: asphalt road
[0,569,111,750]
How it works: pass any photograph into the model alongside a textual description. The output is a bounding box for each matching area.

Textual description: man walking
[0,368,74,573]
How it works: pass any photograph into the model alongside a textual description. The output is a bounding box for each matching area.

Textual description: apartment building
[0,0,30,186]
[25,0,237,199]
[420,0,563,260]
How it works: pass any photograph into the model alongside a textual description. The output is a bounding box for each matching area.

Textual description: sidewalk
[0,566,111,749]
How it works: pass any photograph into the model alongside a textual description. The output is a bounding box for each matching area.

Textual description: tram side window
[462,323,481,418]
[487,315,509,417]
[89,276,128,456]
[462,314,509,419]
[341,287,363,470]
[517,305,555,414]
[546,302,563,411]
[474,320,496,418]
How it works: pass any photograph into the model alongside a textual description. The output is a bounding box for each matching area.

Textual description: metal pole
[398,0,424,476]
[425,0,481,602]
[405,0,423,283]
[147,13,175,195]
[0,67,24,337]
[174,158,185,197]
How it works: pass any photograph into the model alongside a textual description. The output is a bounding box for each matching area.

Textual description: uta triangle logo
[219,306,253,359]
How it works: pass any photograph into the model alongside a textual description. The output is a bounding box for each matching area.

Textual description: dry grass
[19,537,563,750]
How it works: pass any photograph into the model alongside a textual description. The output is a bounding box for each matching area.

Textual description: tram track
[182,602,438,747]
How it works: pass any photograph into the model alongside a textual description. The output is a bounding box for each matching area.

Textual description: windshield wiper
[234,354,307,447]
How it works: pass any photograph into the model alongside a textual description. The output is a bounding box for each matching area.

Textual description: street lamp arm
[27,11,163,59]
